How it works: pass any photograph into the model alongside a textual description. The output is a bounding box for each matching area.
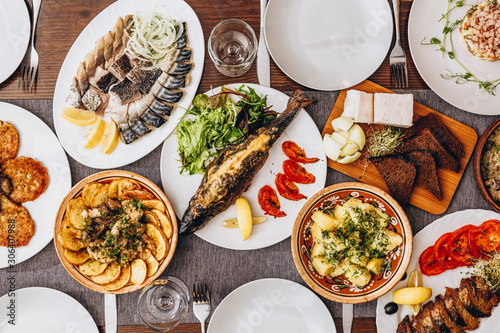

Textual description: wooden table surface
[1,1,417,332]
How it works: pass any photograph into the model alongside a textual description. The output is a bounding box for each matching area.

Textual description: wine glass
[137,276,190,331]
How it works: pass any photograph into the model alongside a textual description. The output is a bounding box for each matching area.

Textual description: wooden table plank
[0,0,425,100]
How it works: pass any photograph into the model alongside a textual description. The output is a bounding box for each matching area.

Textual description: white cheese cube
[373,93,414,128]
[341,90,373,123]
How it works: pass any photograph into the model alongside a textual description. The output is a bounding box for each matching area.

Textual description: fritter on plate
[0,120,19,164]
[2,156,49,203]
[0,194,35,247]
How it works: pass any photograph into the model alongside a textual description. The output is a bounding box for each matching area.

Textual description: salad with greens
[176,85,278,175]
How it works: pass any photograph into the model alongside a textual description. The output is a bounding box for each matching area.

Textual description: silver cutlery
[257,0,270,86]
[389,0,408,88]
[343,303,353,333]
[105,294,117,333]
[19,0,41,92]
[193,283,211,333]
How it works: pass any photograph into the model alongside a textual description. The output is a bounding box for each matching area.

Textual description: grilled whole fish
[179,90,313,235]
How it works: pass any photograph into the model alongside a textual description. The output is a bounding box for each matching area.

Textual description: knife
[257,0,270,86]
[343,303,353,333]
[105,294,117,333]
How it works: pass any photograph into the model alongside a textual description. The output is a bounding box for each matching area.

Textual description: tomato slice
[468,219,500,258]
[447,224,475,265]
[419,246,447,276]
[282,159,315,184]
[434,232,452,261]
[257,185,286,217]
[282,141,320,164]
[274,173,306,201]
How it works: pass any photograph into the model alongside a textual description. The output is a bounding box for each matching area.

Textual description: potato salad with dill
[309,197,403,288]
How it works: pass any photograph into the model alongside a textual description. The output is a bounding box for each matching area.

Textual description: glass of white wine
[208,19,258,77]
[137,276,190,331]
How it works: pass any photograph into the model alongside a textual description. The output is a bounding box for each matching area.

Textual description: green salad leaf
[175,85,277,175]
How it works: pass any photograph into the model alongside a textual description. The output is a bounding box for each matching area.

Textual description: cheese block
[373,93,413,128]
[341,90,373,123]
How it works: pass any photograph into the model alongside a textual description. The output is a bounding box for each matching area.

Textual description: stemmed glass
[137,276,190,331]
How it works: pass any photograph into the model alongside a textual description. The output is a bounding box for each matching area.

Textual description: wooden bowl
[473,118,500,213]
[54,170,178,294]
[291,182,412,304]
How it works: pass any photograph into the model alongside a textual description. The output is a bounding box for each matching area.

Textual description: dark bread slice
[434,294,466,333]
[404,113,465,159]
[406,150,443,200]
[443,287,480,330]
[399,128,460,173]
[459,278,494,317]
[396,315,413,333]
[370,155,416,204]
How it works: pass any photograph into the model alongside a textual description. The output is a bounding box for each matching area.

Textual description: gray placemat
[0,90,494,326]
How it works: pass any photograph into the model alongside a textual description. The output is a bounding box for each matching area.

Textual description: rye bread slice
[399,128,460,173]
[370,155,416,204]
[406,150,443,200]
[404,112,465,159]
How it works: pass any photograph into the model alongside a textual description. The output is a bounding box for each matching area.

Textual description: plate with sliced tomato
[376,209,500,333]
[160,84,327,250]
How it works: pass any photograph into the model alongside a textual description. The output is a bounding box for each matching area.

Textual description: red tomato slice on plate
[282,141,319,164]
[282,159,315,184]
[447,224,475,265]
[434,232,452,261]
[419,246,447,276]
[274,173,306,201]
[258,185,286,218]
[469,219,500,258]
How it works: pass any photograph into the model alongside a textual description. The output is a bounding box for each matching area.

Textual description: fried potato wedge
[118,179,141,200]
[66,197,87,229]
[145,254,159,277]
[141,200,166,212]
[90,183,109,208]
[90,261,121,284]
[130,259,147,285]
[79,260,108,276]
[82,182,101,207]
[145,223,168,261]
[103,265,131,291]
[122,190,154,201]
[63,248,90,265]
[108,179,121,199]
[152,209,172,239]
[59,229,86,251]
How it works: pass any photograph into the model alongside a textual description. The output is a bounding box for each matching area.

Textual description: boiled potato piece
[117,179,141,200]
[141,200,166,212]
[347,248,370,267]
[122,190,155,201]
[334,205,346,220]
[344,264,371,288]
[103,265,131,291]
[366,258,385,275]
[82,182,101,207]
[145,223,168,261]
[326,233,347,252]
[91,262,121,284]
[311,210,336,231]
[107,179,121,199]
[145,254,159,277]
[311,243,326,258]
[358,202,375,212]
[309,222,323,243]
[59,229,86,251]
[130,259,147,285]
[383,229,403,252]
[79,260,108,276]
[343,198,362,207]
[152,209,172,239]
[312,257,334,276]
[236,198,252,241]
[66,197,88,229]
[63,248,90,265]
[89,183,109,208]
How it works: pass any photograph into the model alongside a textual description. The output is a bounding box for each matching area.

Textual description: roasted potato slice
[122,190,154,201]
[79,260,108,276]
[152,209,172,239]
[130,259,147,285]
[66,197,87,229]
[143,211,160,226]
[118,179,141,200]
[90,261,121,284]
[59,229,86,251]
[82,182,101,207]
[141,200,166,212]
[108,179,121,199]
[145,254,159,277]
[63,218,83,238]
[89,183,109,208]
[103,265,131,291]
[145,223,168,261]
[63,248,90,265]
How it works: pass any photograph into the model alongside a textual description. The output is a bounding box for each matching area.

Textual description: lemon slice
[407,271,424,315]
[236,197,252,240]
[99,121,119,154]
[393,287,432,305]
[61,107,96,126]
[84,118,105,150]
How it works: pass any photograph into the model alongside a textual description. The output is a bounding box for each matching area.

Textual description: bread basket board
[322,80,477,215]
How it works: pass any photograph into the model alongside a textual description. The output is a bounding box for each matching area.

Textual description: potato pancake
[0,121,19,164]
[2,156,49,203]
[0,194,35,247]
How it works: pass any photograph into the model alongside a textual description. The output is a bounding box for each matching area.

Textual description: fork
[19,0,42,92]
[193,283,211,333]
[389,0,408,88]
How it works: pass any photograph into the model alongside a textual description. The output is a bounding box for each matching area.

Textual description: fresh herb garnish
[367,126,405,158]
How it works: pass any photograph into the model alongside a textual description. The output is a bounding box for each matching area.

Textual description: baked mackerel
[179,90,313,235]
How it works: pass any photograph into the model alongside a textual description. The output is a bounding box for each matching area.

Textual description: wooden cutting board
[322,80,477,215]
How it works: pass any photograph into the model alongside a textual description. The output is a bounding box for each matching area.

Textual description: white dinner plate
[264,0,393,91]
[409,0,500,115]
[0,103,71,268]
[52,0,204,169]
[376,209,500,332]
[207,279,335,333]
[160,84,327,250]
[0,287,98,332]
[0,0,30,85]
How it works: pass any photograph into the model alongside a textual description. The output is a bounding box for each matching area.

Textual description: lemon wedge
[407,271,424,315]
[84,118,105,150]
[99,121,119,154]
[236,197,252,240]
[61,107,96,126]
[393,287,432,305]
